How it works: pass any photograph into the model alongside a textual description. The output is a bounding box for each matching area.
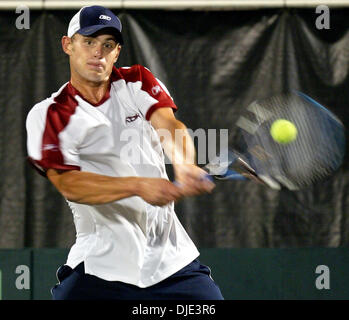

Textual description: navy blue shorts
[51,259,224,300]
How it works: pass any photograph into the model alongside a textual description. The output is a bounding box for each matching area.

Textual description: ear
[62,36,73,56]
[113,45,122,63]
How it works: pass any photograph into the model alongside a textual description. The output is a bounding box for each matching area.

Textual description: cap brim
[77,25,124,44]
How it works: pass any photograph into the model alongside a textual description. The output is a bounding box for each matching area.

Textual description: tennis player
[26,5,224,300]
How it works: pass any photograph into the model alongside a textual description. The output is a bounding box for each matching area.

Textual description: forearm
[47,169,183,206]
[158,119,197,166]
[150,107,215,196]
[48,169,139,205]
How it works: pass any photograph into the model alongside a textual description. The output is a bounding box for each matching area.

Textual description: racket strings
[237,92,345,189]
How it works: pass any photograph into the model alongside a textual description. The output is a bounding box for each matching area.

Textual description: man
[26,5,223,300]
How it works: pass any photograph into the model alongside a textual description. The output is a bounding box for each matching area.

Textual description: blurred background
[0,0,349,299]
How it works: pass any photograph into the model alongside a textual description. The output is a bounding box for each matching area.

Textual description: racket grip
[224,170,248,180]
[208,169,247,181]
[203,174,214,182]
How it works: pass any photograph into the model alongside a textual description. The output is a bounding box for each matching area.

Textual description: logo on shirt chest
[125,113,141,124]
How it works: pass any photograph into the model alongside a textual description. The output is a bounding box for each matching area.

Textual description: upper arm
[46,168,62,189]
[47,168,72,187]
[149,107,178,130]
[26,100,81,176]
[47,168,81,199]
[124,65,178,121]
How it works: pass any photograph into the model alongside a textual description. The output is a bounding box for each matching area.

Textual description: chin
[86,72,107,83]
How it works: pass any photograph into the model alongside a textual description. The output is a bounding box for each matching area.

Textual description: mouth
[87,62,104,71]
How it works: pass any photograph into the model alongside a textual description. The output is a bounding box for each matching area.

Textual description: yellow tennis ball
[270,119,298,144]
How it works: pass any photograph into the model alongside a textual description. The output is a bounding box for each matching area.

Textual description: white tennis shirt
[26,65,199,287]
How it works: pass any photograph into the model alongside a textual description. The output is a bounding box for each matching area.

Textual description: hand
[136,177,183,207]
[173,164,215,197]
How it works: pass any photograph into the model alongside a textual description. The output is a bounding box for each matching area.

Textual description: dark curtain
[0,8,348,248]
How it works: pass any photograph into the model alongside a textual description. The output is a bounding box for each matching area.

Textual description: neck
[70,76,110,105]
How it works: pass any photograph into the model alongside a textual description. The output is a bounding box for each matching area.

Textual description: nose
[93,44,103,58]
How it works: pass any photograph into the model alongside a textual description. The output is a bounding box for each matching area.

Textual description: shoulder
[111,65,156,84]
[26,82,77,125]
[26,97,54,125]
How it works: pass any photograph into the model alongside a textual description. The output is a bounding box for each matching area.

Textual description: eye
[104,42,115,49]
[84,39,93,45]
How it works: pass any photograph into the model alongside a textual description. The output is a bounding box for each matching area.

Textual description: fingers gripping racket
[204,91,346,191]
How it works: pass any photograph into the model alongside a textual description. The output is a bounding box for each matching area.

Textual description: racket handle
[173,171,246,188]
[204,174,214,182]
[206,169,247,181]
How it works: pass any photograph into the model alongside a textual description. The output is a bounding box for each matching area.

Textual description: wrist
[121,176,142,197]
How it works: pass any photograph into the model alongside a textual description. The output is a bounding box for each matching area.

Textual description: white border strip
[0,0,348,9]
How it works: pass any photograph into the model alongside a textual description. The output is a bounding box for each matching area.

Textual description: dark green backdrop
[0,248,348,300]
[0,8,348,249]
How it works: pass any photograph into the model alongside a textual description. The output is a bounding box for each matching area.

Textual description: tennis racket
[204,91,346,190]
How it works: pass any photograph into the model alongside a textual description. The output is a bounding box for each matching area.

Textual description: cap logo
[99,15,111,21]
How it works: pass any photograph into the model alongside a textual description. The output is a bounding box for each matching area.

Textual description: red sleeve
[117,65,178,120]
[138,66,178,120]
[26,85,82,177]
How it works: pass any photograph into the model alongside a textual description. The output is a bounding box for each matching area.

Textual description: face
[62,31,121,85]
